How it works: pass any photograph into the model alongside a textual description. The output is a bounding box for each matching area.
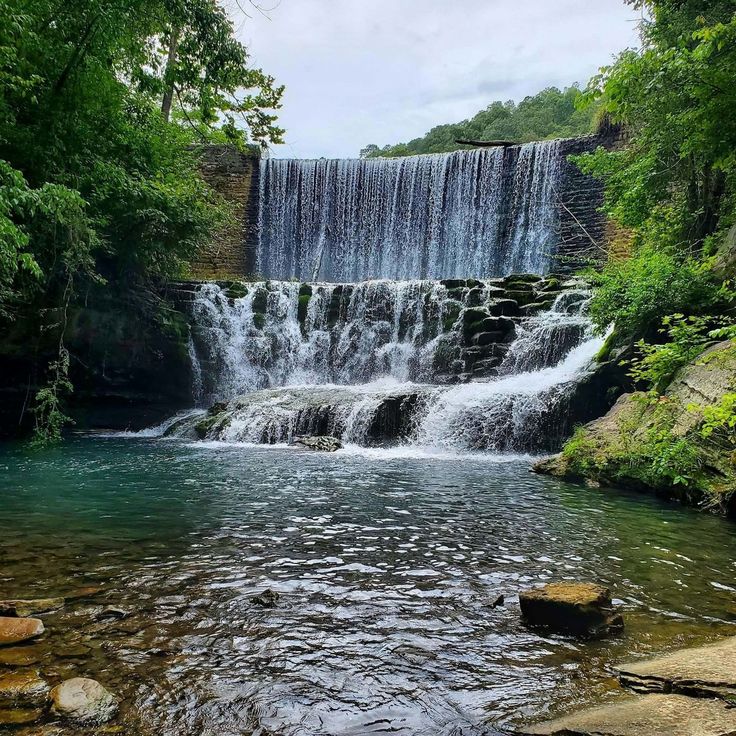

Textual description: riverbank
[536,339,736,515]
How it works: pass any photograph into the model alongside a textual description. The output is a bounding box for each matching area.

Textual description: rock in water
[617,636,736,699]
[50,678,118,724]
[521,694,736,735]
[0,617,44,646]
[0,598,64,617]
[519,582,624,637]
[0,671,48,705]
[252,589,280,607]
[294,436,343,452]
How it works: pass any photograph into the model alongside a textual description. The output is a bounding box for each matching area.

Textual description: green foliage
[361,87,597,158]
[578,1,736,251]
[0,0,283,440]
[628,314,736,391]
[698,393,736,447]
[587,244,721,338]
[30,348,73,447]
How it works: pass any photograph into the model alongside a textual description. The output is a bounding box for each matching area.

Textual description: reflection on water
[1,438,735,735]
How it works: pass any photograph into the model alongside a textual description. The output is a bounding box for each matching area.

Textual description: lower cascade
[176,275,604,453]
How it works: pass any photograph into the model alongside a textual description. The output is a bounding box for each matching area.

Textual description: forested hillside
[360,86,596,158]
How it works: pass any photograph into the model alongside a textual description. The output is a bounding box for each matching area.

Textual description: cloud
[233,0,640,158]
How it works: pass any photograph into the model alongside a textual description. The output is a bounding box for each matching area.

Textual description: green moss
[298,293,311,324]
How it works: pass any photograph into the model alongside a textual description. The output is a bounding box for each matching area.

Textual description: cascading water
[257,141,562,282]
[184,278,603,452]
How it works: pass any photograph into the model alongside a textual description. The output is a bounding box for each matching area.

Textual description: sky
[231,0,641,159]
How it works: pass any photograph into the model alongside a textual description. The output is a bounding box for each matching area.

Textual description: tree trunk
[161,26,181,123]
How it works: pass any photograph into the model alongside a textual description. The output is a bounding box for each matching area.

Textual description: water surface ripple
[2,438,735,735]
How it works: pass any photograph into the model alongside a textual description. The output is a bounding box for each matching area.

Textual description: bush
[587,245,721,338]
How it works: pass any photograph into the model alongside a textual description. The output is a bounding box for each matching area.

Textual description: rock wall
[0,287,195,437]
[190,145,260,279]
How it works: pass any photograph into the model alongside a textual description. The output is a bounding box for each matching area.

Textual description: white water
[189,280,500,402]
[257,142,562,281]
[184,281,602,452]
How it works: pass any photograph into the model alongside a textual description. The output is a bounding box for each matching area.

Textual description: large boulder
[0,617,44,646]
[49,677,118,724]
[519,582,624,637]
[522,694,736,736]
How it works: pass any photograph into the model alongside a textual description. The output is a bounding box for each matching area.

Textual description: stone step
[617,636,736,700]
[520,694,736,736]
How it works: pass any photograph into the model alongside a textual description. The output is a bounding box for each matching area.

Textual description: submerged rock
[96,607,132,621]
[617,636,736,699]
[522,694,736,735]
[294,436,343,452]
[0,618,44,647]
[65,586,103,601]
[0,671,48,705]
[50,677,118,723]
[519,582,623,637]
[0,707,43,727]
[0,647,42,666]
[0,598,64,617]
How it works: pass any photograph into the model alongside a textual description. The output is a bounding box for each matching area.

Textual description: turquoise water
[1,436,735,735]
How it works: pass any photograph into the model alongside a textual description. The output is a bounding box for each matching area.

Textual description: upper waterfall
[256,141,563,282]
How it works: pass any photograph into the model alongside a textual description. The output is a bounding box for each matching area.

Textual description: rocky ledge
[535,339,736,514]
[166,384,435,445]
[522,694,736,736]
[617,637,736,700]
[520,636,736,736]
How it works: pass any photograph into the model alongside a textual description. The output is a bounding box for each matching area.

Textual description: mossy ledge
[535,340,736,515]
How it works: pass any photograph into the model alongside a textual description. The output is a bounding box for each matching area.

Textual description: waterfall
[189,280,495,403]
[257,141,562,282]
[184,279,602,452]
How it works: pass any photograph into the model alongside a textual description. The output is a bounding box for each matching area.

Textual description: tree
[0,0,284,441]
[362,87,597,158]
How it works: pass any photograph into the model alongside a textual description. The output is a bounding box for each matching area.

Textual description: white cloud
[231,0,640,158]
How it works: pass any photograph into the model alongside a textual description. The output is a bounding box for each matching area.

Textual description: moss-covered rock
[536,340,736,513]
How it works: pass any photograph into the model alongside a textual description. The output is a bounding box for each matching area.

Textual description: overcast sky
[232,0,641,159]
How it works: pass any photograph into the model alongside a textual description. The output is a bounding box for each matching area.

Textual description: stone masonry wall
[190,145,260,279]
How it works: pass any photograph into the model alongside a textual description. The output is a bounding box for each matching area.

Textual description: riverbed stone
[0,671,49,705]
[0,618,44,647]
[617,636,736,699]
[519,582,624,637]
[50,677,118,723]
[521,694,736,735]
[294,436,343,452]
[0,647,42,667]
[0,598,64,617]
[0,707,43,727]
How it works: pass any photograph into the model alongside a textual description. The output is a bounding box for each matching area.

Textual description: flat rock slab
[50,677,118,723]
[0,671,48,704]
[521,694,736,736]
[618,636,736,698]
[0,598,64,617]
[0,618,44,647]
